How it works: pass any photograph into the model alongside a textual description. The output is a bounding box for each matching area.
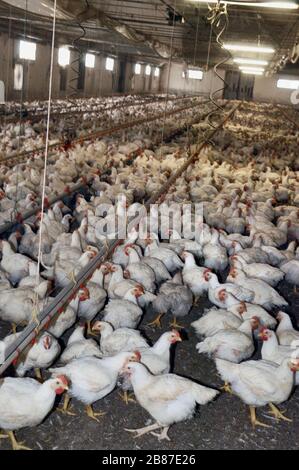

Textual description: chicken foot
[85,404,106,423]
[221,382,233,394]
[125,422,163,438]
[57,394,77,416]
[169,317,184,329]
[151,426,171,441]
[7,431,31,451]
[249,406,271,428]
[268,403,292,422]
[119,391,136,405]
[147,313,165,329]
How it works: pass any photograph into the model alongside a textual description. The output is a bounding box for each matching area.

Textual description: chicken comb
[57,375,68,387]
[259,326,268,333]
[133,351,141,362]
[80,286,90,296]
[203,268,212,274]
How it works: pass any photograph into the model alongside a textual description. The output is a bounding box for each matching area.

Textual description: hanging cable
[33,0,58,329]
[161,0,177,144]
[12,0,28,222]
[205,1,232,130]
[64,0,89,144]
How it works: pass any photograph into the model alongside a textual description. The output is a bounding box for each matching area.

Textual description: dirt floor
[0,278,299,451]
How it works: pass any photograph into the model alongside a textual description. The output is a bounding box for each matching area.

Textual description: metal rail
[0,102,240,376]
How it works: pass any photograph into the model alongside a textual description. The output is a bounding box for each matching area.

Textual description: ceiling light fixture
[239,66,265,72]
[193,1,298,9]
[224,44,275,53]
[233,58,268,65]
[242,70,264,75]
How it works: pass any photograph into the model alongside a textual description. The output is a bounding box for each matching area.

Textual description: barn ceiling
[0,0,298,73]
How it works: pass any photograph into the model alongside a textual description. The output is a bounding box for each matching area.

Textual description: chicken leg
[125,422,163,438]
[57,394,76,416]
[119,391,136,405]
[8,431,31,451]
[147,313,165,329]
[268,403,292,422]
[85,404,106,422]
[249,406,271,428]
[34,368,43,382]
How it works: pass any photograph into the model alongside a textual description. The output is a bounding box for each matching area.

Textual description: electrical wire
[33,0,57,329]
[204,1,232,131]
[161,0,177,144]
[12,0,28,222]
[64,1,89,143]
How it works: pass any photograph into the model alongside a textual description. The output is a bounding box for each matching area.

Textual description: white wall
[161,62,226,98]
[253,73,299,106]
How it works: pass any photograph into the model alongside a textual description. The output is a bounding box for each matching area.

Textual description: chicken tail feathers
[215,358,238,384]
[192,382,219,405]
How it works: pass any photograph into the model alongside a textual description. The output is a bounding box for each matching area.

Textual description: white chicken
[196,318,258,363]
[92,321,149,356]
[0,375,68,450]
[58,324,102,365]
[276,311,299,346]
[228,268,288,310]
[216,357,299,427]
[102,286,144,329]
[191,307,243,338]
[231,255,285,287]
[16,332,61,379]
[50,352,140,420]
[0,240,37,285]
[123,362,218,441]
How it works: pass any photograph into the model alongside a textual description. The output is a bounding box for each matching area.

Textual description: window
[106,57,114,71]
[14,64,23,90]
[19,40,36,61]
[58,47,70,67]
[145,65,151,76]
[85,53,95,68]
[135,63,141,75]
[277,79,299,90]
[188,69,203,80]
[154,67,160,77]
